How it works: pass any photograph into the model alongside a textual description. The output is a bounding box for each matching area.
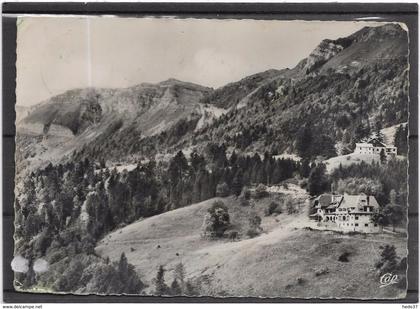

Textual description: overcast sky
[16,17,387,107]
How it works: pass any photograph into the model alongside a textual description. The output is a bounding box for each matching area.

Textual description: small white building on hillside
[354,138,397,158]
[310,193,382,233]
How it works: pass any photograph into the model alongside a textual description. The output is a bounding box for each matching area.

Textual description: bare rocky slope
[16,79,213,172]
[18,79,212,137]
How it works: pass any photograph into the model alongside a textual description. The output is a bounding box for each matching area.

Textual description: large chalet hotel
[310,193,381,233]
[354,138,397,158]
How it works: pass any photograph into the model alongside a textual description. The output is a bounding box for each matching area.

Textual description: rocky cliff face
[16,78,213,170]
[20,90,103,136]
[18,79,212,137]
[303,39,345,74]
[201,69,284,109]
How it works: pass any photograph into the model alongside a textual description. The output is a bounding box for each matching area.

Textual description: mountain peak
[349,23,407,43]
[158,78,213,93]
[160,78,184,85]
[294,22,408,77]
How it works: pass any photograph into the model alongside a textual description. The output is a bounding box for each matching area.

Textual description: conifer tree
[174,262,186,286]
[377,245,399,274]
[296,124,312,160]
[394,124,408,155]
[154,265,168,295]
[383,189,404,231]
[307,163,330,196]
[118,252,129,283]
[380,149,387,164]
[231,170,244,196]
[170,279,182,295]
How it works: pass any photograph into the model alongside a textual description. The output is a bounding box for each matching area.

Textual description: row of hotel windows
[338,207,373,212]
[358,147,396,153]
[338,223,378,227]
[325,215,360,221]
[337,207,355,211]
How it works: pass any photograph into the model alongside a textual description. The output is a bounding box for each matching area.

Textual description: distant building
[310,193,382,233]
[354,138,397,157]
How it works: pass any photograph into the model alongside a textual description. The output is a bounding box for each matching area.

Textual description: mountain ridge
[16,23,409,170]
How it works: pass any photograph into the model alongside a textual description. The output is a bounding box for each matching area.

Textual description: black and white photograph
[12,15,411,299]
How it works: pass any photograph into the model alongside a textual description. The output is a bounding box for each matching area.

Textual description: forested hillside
[14,145,305,293]
[189,24,408,159]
